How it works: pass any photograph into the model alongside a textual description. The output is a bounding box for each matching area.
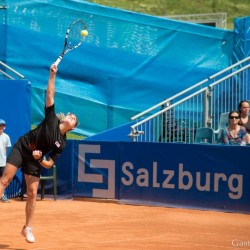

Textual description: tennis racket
[54,19,87,67]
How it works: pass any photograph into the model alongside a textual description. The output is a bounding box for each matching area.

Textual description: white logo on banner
[77,144,115,198]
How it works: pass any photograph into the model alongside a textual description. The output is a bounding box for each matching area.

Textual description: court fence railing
[0,61,25,80]
[129,56,250,143]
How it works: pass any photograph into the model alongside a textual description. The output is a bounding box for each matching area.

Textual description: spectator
[0,119,11,203]
[238,100,250,143]
[221,111,246,146]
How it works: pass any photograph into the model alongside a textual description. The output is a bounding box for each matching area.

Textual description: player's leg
[1,141,23,200]
[0,163,18,200]
[21,174,39,243]
[0,167,10,203]
[24,173,40,226]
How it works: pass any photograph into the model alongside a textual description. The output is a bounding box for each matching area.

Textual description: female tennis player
[0,63,78,243]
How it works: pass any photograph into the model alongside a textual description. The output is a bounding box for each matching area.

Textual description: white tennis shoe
[21,226,35,243]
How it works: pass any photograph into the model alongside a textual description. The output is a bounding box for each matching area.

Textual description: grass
[86,0,250,30]
[67,133,86,140]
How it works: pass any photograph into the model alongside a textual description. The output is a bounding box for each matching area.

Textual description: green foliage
[66,133,86,140]
[86,0,250,30]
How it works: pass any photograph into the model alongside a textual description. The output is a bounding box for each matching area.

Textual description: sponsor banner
[74,141,119,199]
[119,142,250,213]
[75,141,250,213]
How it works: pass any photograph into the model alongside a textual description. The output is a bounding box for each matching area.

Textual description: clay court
[0,198,249,250]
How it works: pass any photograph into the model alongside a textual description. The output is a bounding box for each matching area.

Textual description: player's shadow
[0,244,26,250]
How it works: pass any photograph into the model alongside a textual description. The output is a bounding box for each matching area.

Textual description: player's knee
[26,189,38,200]
[0,177,10,188]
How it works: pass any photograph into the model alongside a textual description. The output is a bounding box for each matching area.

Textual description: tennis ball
[81,30,88,37]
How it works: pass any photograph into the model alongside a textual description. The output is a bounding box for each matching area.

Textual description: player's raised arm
[46,64,57,107]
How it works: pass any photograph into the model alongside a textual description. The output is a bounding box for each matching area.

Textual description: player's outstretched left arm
[46,64,57,108]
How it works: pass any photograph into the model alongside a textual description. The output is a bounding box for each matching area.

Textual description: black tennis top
[21,104,66,161]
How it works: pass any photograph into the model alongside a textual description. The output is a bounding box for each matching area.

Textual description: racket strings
[66,20,85,49]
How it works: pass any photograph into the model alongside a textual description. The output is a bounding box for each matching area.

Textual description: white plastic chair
[214,112,229,134]
[213,112,229,143]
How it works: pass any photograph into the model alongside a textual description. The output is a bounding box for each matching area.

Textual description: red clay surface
[0,198,249,250]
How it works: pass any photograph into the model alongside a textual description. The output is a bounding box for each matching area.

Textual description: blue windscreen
[1,0,248,137]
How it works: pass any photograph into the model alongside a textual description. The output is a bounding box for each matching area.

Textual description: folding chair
[213,112,229,143]
[40,165,57,200]
[194,127,214,144]
[214,112,229,134]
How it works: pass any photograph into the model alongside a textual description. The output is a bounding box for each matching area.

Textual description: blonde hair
[56,112,79,127]
[56,112,66,122]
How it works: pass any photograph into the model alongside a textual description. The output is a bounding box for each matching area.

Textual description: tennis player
[0,63,78,243]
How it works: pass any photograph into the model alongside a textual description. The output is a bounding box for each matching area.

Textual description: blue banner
[73,141,250,213]
[1,79,31,197]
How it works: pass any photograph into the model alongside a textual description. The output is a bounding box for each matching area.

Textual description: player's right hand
[50,63,58,74]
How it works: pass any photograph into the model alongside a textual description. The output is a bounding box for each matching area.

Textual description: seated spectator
[238,100,250,143]
[221,111,246,146]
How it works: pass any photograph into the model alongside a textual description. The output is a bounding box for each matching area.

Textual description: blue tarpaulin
[0,1,249,137]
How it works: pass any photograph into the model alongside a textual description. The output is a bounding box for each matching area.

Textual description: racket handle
[54,56,62,67]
